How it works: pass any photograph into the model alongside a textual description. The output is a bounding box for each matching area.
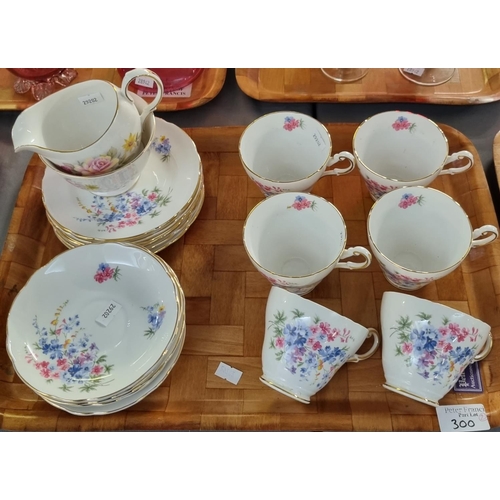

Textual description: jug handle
[121,69,165,125]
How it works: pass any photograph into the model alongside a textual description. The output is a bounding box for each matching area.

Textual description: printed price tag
[78,92,104,106]
[95,300,122,327]
[137,83,193,99]
[436,404,490,432]
[135,76,155,89]
[454,363,483,393]
[215,362,243,385]
[402,68,425,77]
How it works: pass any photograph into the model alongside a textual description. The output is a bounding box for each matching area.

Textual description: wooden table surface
[1,123,500,431]
[235,68,500,105]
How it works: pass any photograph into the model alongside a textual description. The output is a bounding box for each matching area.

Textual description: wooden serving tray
[0,68,226,111]
[1,123,500,431]
[235,69,500,105]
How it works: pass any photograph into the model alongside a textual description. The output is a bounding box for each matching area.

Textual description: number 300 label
[436,404,490,432]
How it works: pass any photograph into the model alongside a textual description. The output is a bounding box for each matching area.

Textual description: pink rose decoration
[76,156,120,176]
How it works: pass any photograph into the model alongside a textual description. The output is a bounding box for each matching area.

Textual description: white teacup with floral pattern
[353,110,474,201]
[243,192,372,295]
[239,111,355,196]
[39,93,155,197]
[261,286,379,403]
[367,186,498,291]
[381,291,493,406]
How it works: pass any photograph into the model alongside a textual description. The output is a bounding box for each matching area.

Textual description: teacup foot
[259,376,310,404]
[382,383,439,407]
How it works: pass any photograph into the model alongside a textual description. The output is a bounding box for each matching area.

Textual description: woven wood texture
[0,69,226,111]
[1,123,500,431]
[235,69,500,105]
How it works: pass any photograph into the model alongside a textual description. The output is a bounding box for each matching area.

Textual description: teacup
[381,291,493,406]
[353,110,475,200]
[367,186,498,291]
[12,68,164,173]
[39,93,155,197]
[261,286,379,403]
[239,111,355,196]
[243,192,372,295]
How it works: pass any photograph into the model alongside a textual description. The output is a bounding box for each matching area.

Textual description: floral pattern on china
[379,262,434,290]
[58,133,140,176]
[141,303,166,339]
[391,312,483,390]
[364,176,398,199]
[399,192,424,209]
[25,300,113,393]
[94,263,121,283]
[392,116,416,132]
[254,179,286,196]
[151,135,172,162]
[287,195,317,211]
[75,186,173,233]
[283,116,304,131]
[268,309,353,389]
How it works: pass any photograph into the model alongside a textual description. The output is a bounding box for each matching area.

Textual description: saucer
[42,118,202,241]
[7,242,184,404]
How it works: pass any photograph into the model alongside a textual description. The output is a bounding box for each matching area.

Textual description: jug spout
[12,104,47,155]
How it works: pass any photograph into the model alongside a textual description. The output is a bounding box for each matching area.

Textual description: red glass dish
[117,68,203,93]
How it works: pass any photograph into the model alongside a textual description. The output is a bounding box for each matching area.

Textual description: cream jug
[11,68,164,171]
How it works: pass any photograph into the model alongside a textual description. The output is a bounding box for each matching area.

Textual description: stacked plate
[6,242,185,416]
[41,117,204,253]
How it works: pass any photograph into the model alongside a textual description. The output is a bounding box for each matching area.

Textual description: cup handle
[336,246,372,270]
[471,225,498,247]
[473,333,493,362]
[322,151,355,176]
[439,150,474,175]
[347,328,380,363]
[120,68,165,125]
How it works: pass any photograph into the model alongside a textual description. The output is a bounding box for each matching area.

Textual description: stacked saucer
[41,117,204,253]
[6,242,186,416]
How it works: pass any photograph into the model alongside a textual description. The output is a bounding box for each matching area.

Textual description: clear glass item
[398,68,455,86]
[7,68,78,101]
[320,68,369,83]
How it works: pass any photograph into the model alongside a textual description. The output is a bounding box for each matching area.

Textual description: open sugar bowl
[39,92,156,197]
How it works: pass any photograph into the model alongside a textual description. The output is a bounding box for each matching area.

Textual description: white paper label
[402,68,425,77]
[78,92,104,106]
[313,129,329,151]
[95,300,122,327]
[137,83,193,98]
[135,76,155,89]
[215,362,243,385]
[436,404,490,432]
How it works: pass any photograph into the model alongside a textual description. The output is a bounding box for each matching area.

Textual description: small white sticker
[137,83,193,99]
[402,68,425,77]
[215,362,243,385]
[95,300,122,327]
[135,76,155,89]
[436,404,490,432]
[312,129,329,151]
[78,92,104,106]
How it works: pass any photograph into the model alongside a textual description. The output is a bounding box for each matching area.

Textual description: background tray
[0,68,227,111]
[235,69,500,105]
[1,123,500,431]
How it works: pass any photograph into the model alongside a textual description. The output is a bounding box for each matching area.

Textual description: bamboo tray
[235,69,500,105]
[2,123,500,431]
[0,68,227,111]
